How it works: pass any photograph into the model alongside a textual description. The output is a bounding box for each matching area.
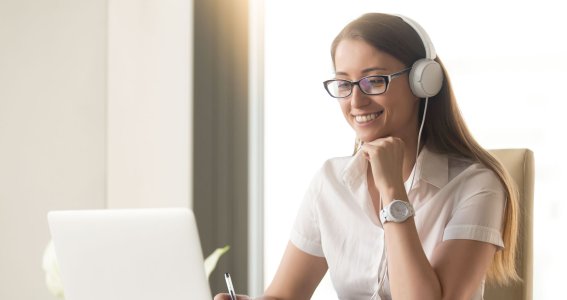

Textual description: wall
[0,0,192,299]
[0,1,107,299]
[107,0,192,209]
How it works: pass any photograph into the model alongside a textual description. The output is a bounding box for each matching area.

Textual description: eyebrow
[334,67,388,76]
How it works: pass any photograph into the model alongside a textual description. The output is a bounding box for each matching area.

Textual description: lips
[353,111,383,124]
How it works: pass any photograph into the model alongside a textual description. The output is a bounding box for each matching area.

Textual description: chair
[484,149,534,300]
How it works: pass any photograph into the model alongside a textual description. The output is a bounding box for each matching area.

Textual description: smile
[353,111,383,124]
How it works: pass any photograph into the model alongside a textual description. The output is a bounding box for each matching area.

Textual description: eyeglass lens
[326,76,387,98]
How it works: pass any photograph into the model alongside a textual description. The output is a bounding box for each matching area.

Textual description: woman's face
[333,38,420,143]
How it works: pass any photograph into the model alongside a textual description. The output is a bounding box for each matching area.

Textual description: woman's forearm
[383,217,442,300]
[380,182,442,300]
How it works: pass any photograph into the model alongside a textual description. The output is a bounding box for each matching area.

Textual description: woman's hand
[213,293,251,300]
[213,293,280,300]
[360,136,407,202]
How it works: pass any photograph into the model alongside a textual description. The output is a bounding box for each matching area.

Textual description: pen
[224,272,237,300]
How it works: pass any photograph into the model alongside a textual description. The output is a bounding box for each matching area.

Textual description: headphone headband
[395,14,437,60]
[393,14,443,98]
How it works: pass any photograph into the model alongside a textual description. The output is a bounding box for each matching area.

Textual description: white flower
[42,240,65,299]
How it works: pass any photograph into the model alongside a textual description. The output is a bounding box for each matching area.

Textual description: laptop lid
[48,207,212,300]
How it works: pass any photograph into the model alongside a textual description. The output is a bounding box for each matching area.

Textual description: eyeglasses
[323,67,411,99]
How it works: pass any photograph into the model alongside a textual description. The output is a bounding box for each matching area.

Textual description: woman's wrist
[379,181,408,205]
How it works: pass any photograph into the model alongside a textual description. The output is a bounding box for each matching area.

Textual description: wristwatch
[380,200,415,224]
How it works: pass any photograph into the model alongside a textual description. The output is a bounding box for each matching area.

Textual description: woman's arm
[214,242,327,300]
[363,137,498,300]
[383,217,497,300]
[431,239,497,299]
[263,242,328,300]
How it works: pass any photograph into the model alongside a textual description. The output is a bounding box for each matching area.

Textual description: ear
[408,59,443,98]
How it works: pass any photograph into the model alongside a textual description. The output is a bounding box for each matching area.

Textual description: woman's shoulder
[447,154,504,192]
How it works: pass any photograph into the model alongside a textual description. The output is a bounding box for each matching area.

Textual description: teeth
[354,112,381,123]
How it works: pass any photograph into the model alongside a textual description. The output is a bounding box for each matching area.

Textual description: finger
[361,143,379,157]
[213,293,251,300]
[213,293,230,300]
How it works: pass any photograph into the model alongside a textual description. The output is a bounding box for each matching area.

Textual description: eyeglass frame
[323,67,412,99]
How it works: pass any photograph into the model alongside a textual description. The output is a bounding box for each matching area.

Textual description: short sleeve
[443,166,507,249]
[290,167,325,257]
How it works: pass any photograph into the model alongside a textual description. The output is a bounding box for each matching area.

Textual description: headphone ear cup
[409,59,444,98]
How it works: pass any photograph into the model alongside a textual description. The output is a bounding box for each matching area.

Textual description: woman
[215,13,519,300]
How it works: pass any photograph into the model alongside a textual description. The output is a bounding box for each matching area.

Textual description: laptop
[48,207,213,300]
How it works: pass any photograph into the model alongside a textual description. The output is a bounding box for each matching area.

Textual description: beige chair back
[484,149,534,300]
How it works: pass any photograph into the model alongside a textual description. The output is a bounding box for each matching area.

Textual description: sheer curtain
[264,1,566,299]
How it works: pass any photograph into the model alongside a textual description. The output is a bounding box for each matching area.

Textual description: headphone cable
[371,97,429,300]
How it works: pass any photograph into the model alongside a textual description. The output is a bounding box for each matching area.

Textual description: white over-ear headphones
[396,15,444,98]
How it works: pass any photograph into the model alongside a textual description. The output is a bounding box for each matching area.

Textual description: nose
[350,84,370,108]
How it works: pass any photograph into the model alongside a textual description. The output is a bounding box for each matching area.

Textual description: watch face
[390,201,409,220]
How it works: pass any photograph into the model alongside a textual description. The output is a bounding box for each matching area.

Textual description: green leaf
[204,245,230,278]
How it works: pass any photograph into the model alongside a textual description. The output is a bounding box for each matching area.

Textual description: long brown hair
[331,13,519,285]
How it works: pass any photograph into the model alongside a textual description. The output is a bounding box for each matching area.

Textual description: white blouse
[290,146,506,300]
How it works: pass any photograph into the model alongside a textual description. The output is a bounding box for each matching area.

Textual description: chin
[358,133,386,143]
